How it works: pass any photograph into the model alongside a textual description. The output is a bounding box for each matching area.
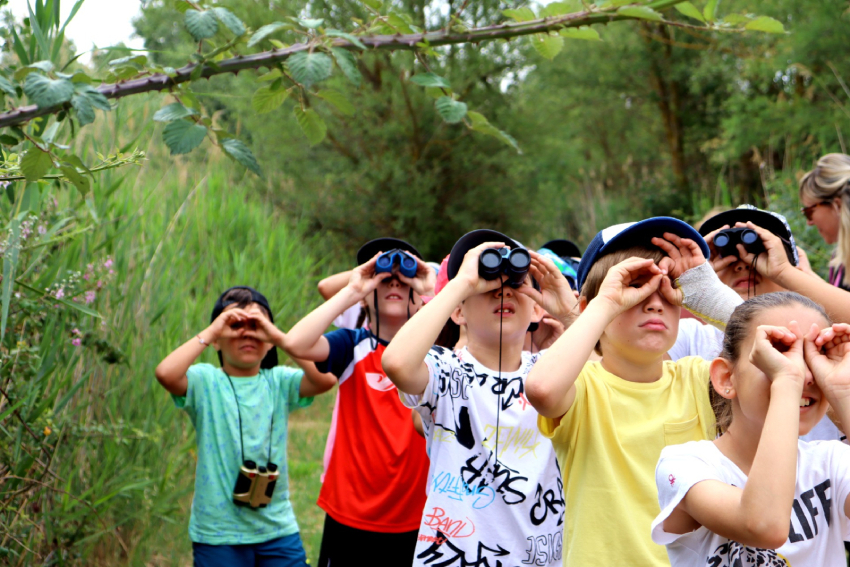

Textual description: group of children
[155,205,850,567]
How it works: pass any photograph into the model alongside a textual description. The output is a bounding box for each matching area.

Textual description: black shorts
[316,513,418,567]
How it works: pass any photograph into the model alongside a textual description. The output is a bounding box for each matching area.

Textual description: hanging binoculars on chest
[479,247,531,288]
[233,460,279,509]
[714,228,765,259]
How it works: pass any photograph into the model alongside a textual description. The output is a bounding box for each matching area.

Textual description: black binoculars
[375,249,418,278]
[479,247,531,288]
[713,228,765,259]
[233,460,279,509]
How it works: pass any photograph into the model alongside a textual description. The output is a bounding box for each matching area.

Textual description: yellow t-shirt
[538,356,715,567]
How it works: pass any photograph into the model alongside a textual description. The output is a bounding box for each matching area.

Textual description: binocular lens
[714,233,730,247]
[741,230,759,245]
[376,256,393,269]
[401,256,417,270]
[480,249,503,269]
[508,249,531,270]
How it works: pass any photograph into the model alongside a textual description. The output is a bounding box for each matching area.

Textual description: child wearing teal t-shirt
[155,286,336,567]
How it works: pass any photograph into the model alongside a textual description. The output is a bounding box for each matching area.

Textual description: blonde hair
[580,245,666,355]
[799,153,850,284]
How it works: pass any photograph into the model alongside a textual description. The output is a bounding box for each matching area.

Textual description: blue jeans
[193,533,308,567]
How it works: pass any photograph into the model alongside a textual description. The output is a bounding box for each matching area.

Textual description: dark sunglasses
[801,199,833,221]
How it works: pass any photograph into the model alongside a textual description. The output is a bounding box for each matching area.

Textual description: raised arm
[382,242,505,396]
[154,308,250,396]
[671,323,807,548]
[525,257,664,419]
[317,270,353,300]
[285,255,389,361]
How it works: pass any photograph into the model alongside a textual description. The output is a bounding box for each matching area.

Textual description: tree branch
[0,4,703,129]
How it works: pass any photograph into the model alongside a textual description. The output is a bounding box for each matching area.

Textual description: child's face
[458,278,537,345]
[600,271,680,360]
[730,305,828,435]
[363,275,421,321]
[215,303,274,370]
[716,258,787,300]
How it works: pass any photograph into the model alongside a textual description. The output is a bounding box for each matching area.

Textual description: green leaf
[23,74,74,108]
[360,0,382,10]
[745,16,785,34]
[294,107,327,146]
[331,48,362,87]
[425,86,449,98]
[248,22,288,48]
[258,69,282,82]
[1,217,20,341]
[252,84,288,114]
[184,9,218,41]
[540,1,583,18]
[468,111,521,154]
[212,7,245,36]
[502,7,536,22]
[325,30,367,50]
[0,135,20,145]
[59,162,91,195]
[617,6,662,21]
[13,60,55,80]
[387,11,416,34]
[71,92,95,125]
[296,18,324,29]
[703,0,719,22]
[221,138,263,177]
[435,96,467,124]
[162,120,207,155]
[0,76,16,98]
[560,26,601,41]
[153,102,197,122]
[596,0,634,8]
[410,72,450,89]
[286,52,333,89]
[20,147,54,182]
[70,84,110,126]
[108,54,147,67]
[531,32,564,60]
[721,13,750,26]
[317,89,355,116]
[673,2,706,23]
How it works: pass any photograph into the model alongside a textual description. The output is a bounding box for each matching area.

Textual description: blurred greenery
[4,0,850,563]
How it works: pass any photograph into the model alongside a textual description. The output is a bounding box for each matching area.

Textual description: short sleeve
[826,442,850,539]
[314,328,360,377]
[333,305,363,330]
[651,442,724,545]
[274,366,313,412]
[538,368,588,444]
[172,363,217,416]
[398,345,449,411]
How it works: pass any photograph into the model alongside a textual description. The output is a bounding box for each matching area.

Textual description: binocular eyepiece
[713,228,765,259]
[233,460,279,509]
[375,249,418,278]
[478,247,531,288]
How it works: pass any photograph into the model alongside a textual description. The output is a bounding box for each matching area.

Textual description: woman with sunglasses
[800,153,850,291]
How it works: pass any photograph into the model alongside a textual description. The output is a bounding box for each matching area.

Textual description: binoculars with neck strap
[478,247,531,288]
[713,228,765,259]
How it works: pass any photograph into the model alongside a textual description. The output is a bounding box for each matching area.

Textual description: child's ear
[579,296,588,313]
[710,357,736,399]
[450,305,465,326]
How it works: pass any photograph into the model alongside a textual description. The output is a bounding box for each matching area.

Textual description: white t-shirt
[669,319,844,443]
[400,346,563,566]
[332,304,363,330]
[652,440,850,567]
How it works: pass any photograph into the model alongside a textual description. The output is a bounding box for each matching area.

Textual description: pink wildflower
[84,291,96,304]
[71,338,82,347]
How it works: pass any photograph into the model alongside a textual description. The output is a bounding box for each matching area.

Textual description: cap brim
[541,239,582,259]
[356,238,423,265]
[447,229,521,281]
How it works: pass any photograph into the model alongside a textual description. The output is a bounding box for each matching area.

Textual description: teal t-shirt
[172,363,313,545]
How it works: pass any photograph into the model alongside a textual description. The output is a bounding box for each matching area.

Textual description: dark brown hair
[712,291,830,434]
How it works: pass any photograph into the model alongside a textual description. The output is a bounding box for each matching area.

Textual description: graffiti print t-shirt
[400,346,563,567]
[315,328,428,532]
[652,440,850,567]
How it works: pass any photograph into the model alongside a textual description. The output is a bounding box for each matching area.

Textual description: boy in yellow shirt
[526,217,739,567]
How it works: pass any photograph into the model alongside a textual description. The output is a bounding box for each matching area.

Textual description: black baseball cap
[698,205,798,266]
[447,229,523,281]
[540,239,582,259]
[210,286,279,369]
[356,238,422,265]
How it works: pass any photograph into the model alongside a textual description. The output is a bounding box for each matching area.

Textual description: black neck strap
[224,370,275,464]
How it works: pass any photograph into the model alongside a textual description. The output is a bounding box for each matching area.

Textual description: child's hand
[347,253,393,299]
[703,225,739,275]
[244,306,284,345]
[735,222,792,282]
[518,250,577,320]
[453,241,511,297]
[594,257,664,313]
[206,308,251,341]
[749,321,807,387]
[804,323,850,406]
[532,315,566,350]
[653,232,707,279]
[398,257,436,297]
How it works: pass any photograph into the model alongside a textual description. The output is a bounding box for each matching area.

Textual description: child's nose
[644,291,664,312]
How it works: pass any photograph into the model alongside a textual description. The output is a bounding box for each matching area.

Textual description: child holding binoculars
[382,229,576,566]
[154,286,336,567]
[283,237,433,567]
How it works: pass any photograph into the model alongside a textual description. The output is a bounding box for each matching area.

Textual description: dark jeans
[193,532,307,567]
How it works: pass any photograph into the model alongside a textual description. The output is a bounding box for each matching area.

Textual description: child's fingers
[659,275,682,306]
[516,283,543,305]
[651,236,680,259]
[816,326,837,347]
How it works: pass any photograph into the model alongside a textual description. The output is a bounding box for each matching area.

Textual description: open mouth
[385,293,404,301]
[732,276,760,289]
[494,304,515,316]
[800,397,814,408]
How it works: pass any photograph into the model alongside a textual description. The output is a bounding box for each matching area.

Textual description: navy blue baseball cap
[575,217,710,292]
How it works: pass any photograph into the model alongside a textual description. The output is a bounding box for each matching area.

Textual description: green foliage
[221,137,263,177]
[153,102,197,122]
[20,147,54,182]
[162,119,207,154]
[184,9,219,41]
[294,107,327,145]
[286,52,334,89]
[23,72,74,107]
[410,72,450,88]
[252,83,289,114]
[435,96,468,123]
